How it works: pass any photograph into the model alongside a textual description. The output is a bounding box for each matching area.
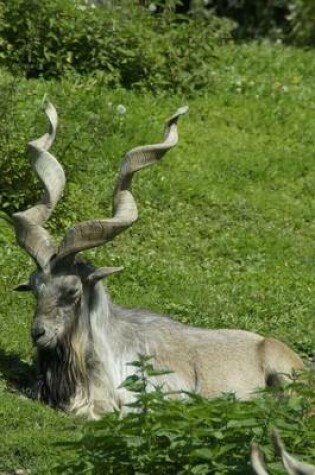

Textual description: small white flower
[116,104,127,115]
[282,85,289,93]
[148,3,157,12]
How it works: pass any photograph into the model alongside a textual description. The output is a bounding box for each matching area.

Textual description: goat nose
[32,326,46,341]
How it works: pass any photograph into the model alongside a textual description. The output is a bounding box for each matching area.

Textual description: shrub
[0,0,233,94]
[210,0,291,40]
[209,0,315,45]
[287,0,315,46]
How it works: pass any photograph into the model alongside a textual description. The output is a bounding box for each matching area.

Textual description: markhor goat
[12,104,304,419]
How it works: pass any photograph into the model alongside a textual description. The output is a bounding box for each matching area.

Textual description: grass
[0,42,315,473]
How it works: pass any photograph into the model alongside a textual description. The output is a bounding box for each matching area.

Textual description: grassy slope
[0,42,315,473]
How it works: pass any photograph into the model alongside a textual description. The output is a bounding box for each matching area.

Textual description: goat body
[31,259,303,419]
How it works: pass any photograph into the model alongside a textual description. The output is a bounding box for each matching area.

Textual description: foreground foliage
[59,358,315,475]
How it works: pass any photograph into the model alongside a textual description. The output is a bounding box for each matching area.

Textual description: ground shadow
[0,347,35,397]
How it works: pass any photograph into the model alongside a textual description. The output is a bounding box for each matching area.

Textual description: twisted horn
[251,444,269,475]
[251,430,315,475]
[272,429,315,475]
[56,106,188,260]
[12,102,65,269]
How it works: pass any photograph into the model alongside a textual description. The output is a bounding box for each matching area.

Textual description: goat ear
[14,282,32,292]
[86,266,124,284]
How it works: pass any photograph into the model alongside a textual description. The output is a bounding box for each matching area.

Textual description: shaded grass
[0,42,315,473]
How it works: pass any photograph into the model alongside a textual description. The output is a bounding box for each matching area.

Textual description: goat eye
[63,287,81,303]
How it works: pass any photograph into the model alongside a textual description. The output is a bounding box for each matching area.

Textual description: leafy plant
[57,358,315,474]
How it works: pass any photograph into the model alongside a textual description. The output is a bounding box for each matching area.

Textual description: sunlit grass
[0,42,315,473]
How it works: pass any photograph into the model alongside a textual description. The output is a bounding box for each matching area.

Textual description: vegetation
[0,1,315,473]
[55,358,315,474]
[211,0,315,44]
[0,0,232,86]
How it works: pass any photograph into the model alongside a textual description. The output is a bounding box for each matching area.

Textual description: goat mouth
[34,335,57,350]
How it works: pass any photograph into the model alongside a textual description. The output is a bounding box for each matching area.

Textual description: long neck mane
[35,344,77,408]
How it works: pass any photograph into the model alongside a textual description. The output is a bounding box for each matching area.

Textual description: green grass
[0,42,315,473]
